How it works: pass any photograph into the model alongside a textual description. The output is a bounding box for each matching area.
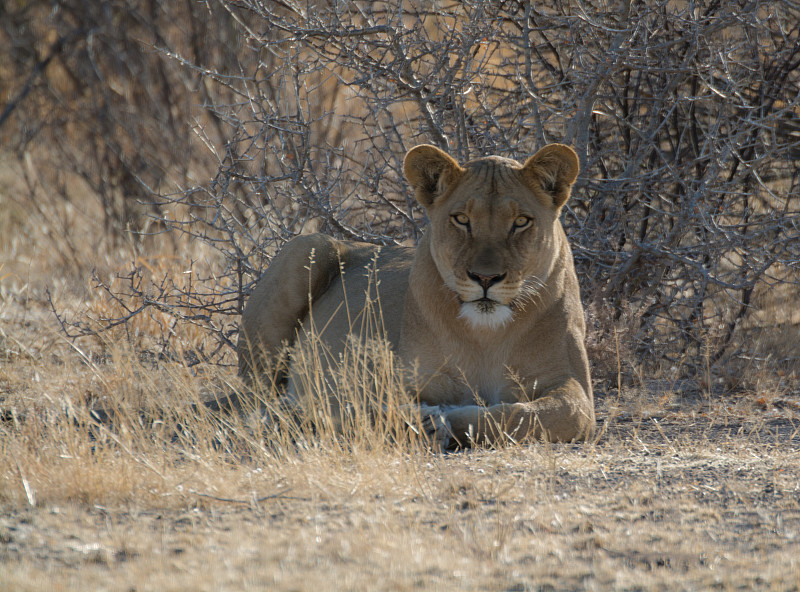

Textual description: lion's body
[238,144,595,446]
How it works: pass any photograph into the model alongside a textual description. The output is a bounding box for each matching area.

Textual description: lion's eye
[512,216,532,232]
[452,213,470,229]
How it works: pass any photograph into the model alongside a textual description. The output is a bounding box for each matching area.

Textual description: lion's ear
[403,145,464,208]
[521,144,579,210]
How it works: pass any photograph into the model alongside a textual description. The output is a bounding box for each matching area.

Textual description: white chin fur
[458,301,513,330]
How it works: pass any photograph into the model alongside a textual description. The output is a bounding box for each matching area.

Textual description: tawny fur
[238,144,594,446]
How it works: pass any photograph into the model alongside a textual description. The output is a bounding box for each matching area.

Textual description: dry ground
[2,274,799,591]
[2,162,800,591]
[1,439,798,592]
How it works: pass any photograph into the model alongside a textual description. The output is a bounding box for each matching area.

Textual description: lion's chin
[458,300,513,331]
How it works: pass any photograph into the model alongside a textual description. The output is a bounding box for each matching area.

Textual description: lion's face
[404,145,580,330]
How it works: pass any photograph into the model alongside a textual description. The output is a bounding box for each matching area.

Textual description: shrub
[5,0,799,381]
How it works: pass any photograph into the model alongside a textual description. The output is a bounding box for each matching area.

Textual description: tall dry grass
[2,262,799,590]
[1,255,448,512]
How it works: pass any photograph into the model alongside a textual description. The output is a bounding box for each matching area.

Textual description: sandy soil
[2,383,798,591]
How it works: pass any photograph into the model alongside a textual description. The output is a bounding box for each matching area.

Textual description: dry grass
[2,166,800,591]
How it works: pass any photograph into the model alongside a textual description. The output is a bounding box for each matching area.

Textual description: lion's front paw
[418,405,452,451]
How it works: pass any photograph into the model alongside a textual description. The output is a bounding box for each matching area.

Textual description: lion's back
[301,242,414,350]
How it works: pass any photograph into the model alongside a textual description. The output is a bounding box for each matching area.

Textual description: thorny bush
[5,0,799,382]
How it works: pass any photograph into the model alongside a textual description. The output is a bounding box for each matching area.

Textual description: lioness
[238,143,594,447]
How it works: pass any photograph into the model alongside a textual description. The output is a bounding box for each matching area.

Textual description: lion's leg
[238,234,346,385]
[444,378,595,446]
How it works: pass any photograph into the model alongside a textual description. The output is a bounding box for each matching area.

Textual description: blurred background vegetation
[1,0,798,390]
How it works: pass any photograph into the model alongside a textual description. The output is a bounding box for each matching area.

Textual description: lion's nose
[467,271,506,291]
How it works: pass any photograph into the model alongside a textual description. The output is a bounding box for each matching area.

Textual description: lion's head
[403,144,580,330]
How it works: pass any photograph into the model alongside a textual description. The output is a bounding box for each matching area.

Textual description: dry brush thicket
[2,0,799,385]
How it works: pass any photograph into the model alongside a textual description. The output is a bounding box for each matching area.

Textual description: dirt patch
[2,393,798,591]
